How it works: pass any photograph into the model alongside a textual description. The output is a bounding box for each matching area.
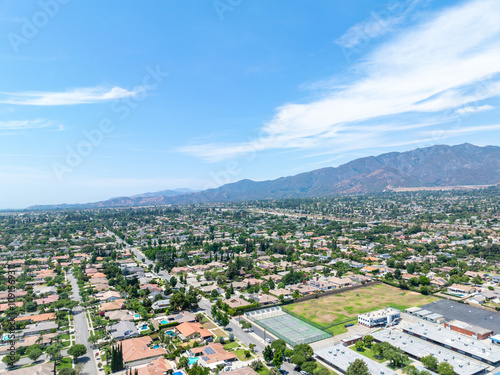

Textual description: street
[68,271,99,375]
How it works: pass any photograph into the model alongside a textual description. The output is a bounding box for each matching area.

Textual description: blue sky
[1,0,500,208]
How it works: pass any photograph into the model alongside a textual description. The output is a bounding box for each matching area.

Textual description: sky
[1,0,500,209]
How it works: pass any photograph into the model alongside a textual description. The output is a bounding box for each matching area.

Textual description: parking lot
[421,299,500,333]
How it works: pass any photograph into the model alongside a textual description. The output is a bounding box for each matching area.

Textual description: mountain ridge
[28,143,500,210]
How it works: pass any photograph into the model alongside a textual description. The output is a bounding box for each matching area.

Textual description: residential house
[121,336,166,365]
[109,320,140,340]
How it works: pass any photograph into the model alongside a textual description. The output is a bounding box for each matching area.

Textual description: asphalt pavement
[69,271,99,375]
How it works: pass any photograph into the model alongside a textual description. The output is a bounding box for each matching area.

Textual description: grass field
[57,357,73,369]
[224,341,240,350]
[348,346,384,363]
[282,283,438,335]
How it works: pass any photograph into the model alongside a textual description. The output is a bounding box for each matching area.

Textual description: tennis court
[246,307,331,346]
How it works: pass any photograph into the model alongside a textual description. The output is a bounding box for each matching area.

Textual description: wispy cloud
[335,0,425,49]
[453,104,494,116]
[180,0,500,162]
[0,86,139,106]
[0,119,63,131]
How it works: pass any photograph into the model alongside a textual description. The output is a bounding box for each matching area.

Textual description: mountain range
[28,143,500,210]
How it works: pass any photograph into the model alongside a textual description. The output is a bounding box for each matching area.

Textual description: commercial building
[444,320,493,340]
[404,322,500,366]
[372,329,488,375]
[340,334,362,346]
[358,307,400,327]
[316,345,398,375]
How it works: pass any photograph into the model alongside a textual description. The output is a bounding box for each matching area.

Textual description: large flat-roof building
[404,322,500,366]
[316,345,398,375]
[444,320,493,340]
[358,307,400,327]
[372,329,488,375]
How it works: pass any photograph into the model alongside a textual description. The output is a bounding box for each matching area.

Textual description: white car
[266,338,272,343]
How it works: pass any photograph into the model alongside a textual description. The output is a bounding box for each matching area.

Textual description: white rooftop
[373,329,488,375]
[404,322,500,364]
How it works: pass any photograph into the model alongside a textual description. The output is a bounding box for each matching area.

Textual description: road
[68,271,99,375]
[105,229,158,270]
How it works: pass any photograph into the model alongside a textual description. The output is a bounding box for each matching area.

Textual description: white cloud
[0,119,63,131]
[181,0,500,162]
[454,104,494,116]
[0,86,139,106]
[335,0,424,49]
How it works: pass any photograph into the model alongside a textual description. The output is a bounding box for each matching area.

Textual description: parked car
[294,366,301,371]
[279,370,289,375]
[300,371,308,375]
[266,338,272,343]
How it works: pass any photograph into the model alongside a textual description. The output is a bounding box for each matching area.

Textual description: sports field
[247,309,331,346]
[282,283,438,335]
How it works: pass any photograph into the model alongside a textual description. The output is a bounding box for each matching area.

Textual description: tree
[28,348,43,362]
[402,365,419,375]
[301,361,317,374]
[271,339,287,353]
[421,355,438,370]
[110,343,124,372]
[68,344,87,363]
[437,362,454,375]
[169,291,186,311]
[354,340,365,351]
[170,276,178,288]
[269,368,281,375]
[346,359,369,375]
[264,345,274,363]
[273,349,284,368]
[88,334,99,347]
[2,353,20,367]
[220,314,230,327]
[25,301,37,312]
[251,360,264,372]
[46,343,63,362]
[178,356,189,368]
[362,335,374,347]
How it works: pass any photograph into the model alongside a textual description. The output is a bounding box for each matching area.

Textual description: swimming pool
[173,372,183,375]
[139,324,149,330]
[153,345,161,349]
[166,331,176,336]
[160,320,169,325]
[188,357,199,365]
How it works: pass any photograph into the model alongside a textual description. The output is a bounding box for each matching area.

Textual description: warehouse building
[404,322,500,366]
[316,345,398,375]
[372,329,488,375]
[340,334,362,346]
[405,307,422,315]
[357,307,400,327]
[444,320,493,340]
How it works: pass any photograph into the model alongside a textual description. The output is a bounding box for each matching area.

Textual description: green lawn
[257,366,269,375]
[314,362,337,375]
[387,358,413,370]
[57,357,73,369]
[60,334,70,340]
[234,349,253,361]
[224,341,240,350]
[348,346,384,363]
